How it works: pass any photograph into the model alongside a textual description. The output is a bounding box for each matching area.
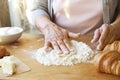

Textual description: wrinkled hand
[42,22,80,54]
[91,24,120,50]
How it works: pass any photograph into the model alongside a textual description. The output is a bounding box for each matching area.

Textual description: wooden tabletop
[2,33,120,80]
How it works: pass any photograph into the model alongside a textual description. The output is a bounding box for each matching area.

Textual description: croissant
[94,50,120,76]
[0,46,10,58]
[104,41,120,52]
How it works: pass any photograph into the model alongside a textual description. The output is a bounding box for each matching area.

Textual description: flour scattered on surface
[35,40,95,66]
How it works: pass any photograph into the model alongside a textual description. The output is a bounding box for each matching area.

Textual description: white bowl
[0,27,23,44]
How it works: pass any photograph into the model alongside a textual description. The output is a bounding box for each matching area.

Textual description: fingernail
[97,45,101,51]
[59,54,66,57]
[44,47,52,52]
[70,47,76,52]
[97,47,100,50]
[58,50,62,54]
[64,50,69,54]
[91,39,94,43]
[91,40,93,43]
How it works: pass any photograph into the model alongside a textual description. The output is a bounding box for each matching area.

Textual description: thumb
[44,41,51,51]
[97,24,109,50]
[91,29,101,43]
[68,32,81,39]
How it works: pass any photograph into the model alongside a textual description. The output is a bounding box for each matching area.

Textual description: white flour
[35,40,95,66]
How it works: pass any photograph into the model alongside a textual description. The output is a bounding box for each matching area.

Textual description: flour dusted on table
[35,40,95,66]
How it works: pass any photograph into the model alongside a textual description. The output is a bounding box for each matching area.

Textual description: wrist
[111,16,120,28]
[35,15,52,33]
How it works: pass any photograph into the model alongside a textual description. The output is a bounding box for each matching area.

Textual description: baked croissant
[94,50,120,76]
[104,41,120,52]
[0,46,10,58]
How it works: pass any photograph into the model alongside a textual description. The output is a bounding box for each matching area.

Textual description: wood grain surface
[1,33,120,80]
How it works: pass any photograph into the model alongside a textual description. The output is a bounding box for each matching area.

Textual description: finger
[57,40,69,54]
[109,37,115,44]
[68,32,81,39]
[44,41,51,51]
[97,25,109,50]
[63,39,75,52]
[91,29,101,43]
[51,41,62,54]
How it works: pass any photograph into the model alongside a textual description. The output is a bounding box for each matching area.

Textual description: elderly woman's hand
[91,23,120,50]
[35,15,80,55]
[42,22,80,54]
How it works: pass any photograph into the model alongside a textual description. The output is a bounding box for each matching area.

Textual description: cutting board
[2,33,120,80]
[0,56,31,79]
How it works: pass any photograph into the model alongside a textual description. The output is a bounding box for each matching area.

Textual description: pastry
[104,41,120,52]
[95,50,120,76]
[0,46,9,58]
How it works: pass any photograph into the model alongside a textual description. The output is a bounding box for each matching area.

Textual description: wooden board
[0,56,31,79]
[1,33,120,80]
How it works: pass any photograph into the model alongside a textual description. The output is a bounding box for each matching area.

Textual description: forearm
[35,14,53,33]
[26,0,49,25]
[110,16,120,39]
[111,0,120,27]
[111,16,120,28]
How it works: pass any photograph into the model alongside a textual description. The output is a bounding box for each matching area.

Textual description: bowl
[0,27,23,44]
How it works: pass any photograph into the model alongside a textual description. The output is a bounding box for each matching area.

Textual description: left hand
[91,24,120,50]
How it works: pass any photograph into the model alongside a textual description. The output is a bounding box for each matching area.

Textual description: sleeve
[117,0,120,17]
[118,1,120,16]
[25,0,50,25]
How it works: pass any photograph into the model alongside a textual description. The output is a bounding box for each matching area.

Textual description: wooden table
[2,33,120,80]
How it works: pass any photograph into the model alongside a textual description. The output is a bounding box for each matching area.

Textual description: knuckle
[51,41,57,45]
[51,37,57,41]
[58,40,63,44]
[58,36,63,40]
[64,39,68,43]
[64,39,69,44]
[95,29,99,33]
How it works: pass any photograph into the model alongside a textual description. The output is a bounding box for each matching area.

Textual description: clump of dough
[0,56,16,76]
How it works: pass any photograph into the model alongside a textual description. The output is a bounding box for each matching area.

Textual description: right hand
[42,22,80,55]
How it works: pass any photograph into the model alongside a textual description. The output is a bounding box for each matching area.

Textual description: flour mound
[35,40,95,66]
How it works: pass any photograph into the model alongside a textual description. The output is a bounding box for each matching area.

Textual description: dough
[35,40,95,66]
[0,56,16,76]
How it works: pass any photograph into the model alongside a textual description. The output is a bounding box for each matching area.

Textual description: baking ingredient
[35,40,95,66]
[0,56,16,76]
